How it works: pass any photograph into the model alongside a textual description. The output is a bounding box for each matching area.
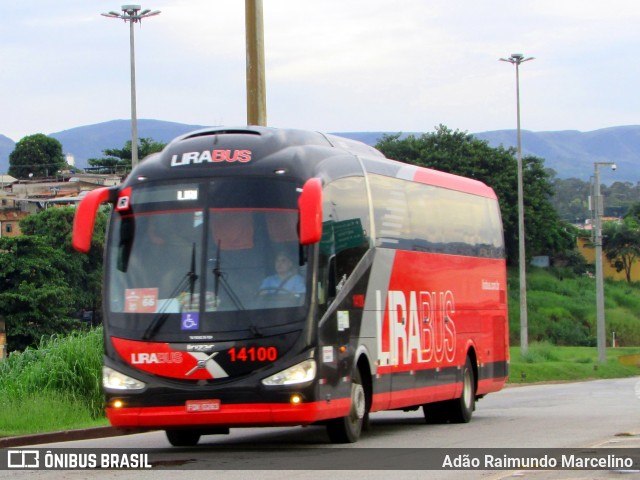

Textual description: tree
[602,203,640,283]
[0,235,77,351]
[0,207,108,351]
[603,181,640,218]
[625,201,640,228]
[9,134,66,179]
[522,159,575,259]
[550,178,640,224]
[375,125,574,265]
[88,137,166,173]
[19,207,107,317]
[550,176,591,223]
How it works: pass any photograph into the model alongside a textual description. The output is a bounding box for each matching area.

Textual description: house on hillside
[0,175,17,190]
[0,211,29,237]
[7,174,122,214]
[68,173,122,187]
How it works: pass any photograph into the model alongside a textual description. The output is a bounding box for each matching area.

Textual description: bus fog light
[103,366,146,391]
[290,394,302,405]
[262,359,316,386]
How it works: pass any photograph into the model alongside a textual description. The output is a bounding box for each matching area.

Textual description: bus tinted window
[106,178,309,335]
[369,173,504,258]
[319,176,371,304]
[110,209,203,313]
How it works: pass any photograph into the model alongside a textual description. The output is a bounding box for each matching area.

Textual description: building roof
[0,211,29,221]
[0,175,17,185]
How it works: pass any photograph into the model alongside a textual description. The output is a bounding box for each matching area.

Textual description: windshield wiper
[143,243,199,340]
[212,239,245,311]
[187,242,198,309]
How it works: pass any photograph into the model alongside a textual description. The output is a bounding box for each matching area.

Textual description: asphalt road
[1,377,639,479]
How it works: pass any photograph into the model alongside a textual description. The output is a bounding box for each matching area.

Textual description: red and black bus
[72,126,508,446]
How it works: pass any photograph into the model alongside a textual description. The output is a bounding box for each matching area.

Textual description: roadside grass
[0,394,109,437]
[509,267,640,346]
[508,342,640,384]
[0,328,106,437]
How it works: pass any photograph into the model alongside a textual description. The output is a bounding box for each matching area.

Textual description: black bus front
[99,176,345,440]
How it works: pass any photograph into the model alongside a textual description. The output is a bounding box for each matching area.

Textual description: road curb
[0,426,124,448]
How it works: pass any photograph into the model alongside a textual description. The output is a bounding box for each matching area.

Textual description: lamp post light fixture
[499,53,534,354]
[592,161,616,364]
[102,5,161,168]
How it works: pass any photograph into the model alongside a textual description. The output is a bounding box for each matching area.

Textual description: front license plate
[185,399,221,413]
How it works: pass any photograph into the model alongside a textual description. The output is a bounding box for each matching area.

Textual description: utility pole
[245,0,267,126]
[593,161,616,363]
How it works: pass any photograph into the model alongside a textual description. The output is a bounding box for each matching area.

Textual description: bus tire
[166,429,201,447]
[423,356,475,424]
[326,366,366,443]
[449,356,476,423]
[422,401,449,424]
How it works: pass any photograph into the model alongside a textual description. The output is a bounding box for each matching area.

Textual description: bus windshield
[106,178,308,338]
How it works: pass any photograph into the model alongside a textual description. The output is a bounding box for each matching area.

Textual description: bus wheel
[423,356,475,424]
[326,367,366,443]
[166,429,201,447]
[449,356,476,423]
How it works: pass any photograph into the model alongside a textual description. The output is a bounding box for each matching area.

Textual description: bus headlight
[262,359,316,386]
[103,366,146,391]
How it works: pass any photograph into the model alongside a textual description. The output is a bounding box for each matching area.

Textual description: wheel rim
[462,368,473,409]
[352,382,366,420]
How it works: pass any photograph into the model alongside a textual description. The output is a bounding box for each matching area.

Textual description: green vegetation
[509,267,640,346]
[551,176,640,223]
[603,211,640,284]
[0,394,109,437]
[0,328,107,437]
[509,342,640,384]
[8,134,66,179]
[87,137,167,173]
[0,207,107,351]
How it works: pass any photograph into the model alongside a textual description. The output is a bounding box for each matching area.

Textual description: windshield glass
[106,178,308,338]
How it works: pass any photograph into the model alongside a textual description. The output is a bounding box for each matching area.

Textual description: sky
[1,0,640,142]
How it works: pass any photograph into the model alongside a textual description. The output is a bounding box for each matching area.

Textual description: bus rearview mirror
[72,187,113,253]
[298,178,323,245]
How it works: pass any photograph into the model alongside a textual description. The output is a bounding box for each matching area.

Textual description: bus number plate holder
[186,399,221,413]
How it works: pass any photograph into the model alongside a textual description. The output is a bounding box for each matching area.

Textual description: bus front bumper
[106,398,351,429]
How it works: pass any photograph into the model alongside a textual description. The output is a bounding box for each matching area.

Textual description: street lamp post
[102,5,160,168]
[593,162,616,364]
[500,53,534,354]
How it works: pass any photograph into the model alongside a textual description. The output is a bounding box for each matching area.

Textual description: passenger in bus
[258,251,305,296]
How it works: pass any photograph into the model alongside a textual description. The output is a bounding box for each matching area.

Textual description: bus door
[315,174,371,400]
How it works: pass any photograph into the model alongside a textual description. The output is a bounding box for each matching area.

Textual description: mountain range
[0,120,637,184]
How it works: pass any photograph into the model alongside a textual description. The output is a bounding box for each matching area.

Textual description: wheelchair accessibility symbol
[181,312,200,330]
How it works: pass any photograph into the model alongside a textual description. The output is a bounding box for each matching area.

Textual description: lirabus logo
[376,290,456,368]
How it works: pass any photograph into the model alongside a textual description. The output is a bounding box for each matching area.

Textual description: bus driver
[258,251,305,296]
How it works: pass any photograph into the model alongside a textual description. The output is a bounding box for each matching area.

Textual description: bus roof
[168,126,384,160]
[134,126,497,199]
